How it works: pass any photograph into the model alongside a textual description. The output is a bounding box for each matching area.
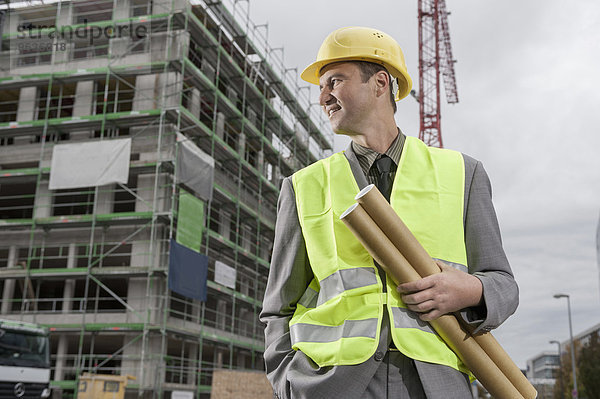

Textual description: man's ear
[373,70,390,98]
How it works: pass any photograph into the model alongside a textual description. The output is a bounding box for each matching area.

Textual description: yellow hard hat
[301,26,413,101]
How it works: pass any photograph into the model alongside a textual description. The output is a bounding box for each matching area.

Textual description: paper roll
[354,184,536,399]
[340,203,524,398]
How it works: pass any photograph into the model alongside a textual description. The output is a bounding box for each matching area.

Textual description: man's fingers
[418,309,441,322]
[397,276,435,294]
[405,299,435,313]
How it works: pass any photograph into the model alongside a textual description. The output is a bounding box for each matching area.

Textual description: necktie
[373,155,396,202]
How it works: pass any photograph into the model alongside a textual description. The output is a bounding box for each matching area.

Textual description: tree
[553,341,584,399]
[579,331,600,399]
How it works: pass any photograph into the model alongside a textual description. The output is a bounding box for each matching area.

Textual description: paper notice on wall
[49,138,131,190]
[176,132,214,201]
[214,260,236,289]
[171,392,194,399]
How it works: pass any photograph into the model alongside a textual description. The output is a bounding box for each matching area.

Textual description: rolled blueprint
[354,184,537,399]
[340,202,524,399]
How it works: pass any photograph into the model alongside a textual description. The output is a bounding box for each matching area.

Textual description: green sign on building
[176,189,205,252]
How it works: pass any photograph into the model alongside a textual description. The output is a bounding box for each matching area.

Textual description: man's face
[318,62,374,135]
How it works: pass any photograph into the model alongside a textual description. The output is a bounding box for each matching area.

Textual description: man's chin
[331,125,355,136]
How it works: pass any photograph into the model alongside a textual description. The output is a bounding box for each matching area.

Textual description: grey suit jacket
[260,141,519,399]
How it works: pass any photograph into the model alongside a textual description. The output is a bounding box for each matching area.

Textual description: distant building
[571,322,600,349]
[526,351,560,399]
[526,322,600,399]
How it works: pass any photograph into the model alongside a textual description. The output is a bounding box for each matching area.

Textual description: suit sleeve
[461,157,519,333]
[259,177,314,397]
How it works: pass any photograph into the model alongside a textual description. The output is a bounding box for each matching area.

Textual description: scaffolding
[0,1,332,398]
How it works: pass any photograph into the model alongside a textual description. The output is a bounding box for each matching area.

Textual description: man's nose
[319,87,334,107]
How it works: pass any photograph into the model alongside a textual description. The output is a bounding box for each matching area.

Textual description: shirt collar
[351,129,406,176]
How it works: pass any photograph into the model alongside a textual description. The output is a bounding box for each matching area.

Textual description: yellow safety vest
[290,136,471,376]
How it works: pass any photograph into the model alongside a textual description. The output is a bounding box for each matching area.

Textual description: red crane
[417,0,458,148]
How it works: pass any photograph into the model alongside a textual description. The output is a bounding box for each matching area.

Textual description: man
[260,26,518,399]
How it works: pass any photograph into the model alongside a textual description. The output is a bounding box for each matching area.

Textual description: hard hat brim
[300,56,413,102]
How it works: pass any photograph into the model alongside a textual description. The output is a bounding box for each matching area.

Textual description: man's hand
[396,260,483,321]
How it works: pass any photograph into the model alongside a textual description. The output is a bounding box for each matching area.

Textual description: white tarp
[214,260,236,289]
[176,132,214,201]
[49,138,131,190]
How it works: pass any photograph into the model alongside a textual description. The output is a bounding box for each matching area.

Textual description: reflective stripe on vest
[290,136,470,376]
[290,318,379,344]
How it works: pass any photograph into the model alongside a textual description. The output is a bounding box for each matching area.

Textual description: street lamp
[550,340,563,399]
[554,293,578,399]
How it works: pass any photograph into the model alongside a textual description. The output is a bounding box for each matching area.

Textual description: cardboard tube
[340,203,524,399]
[355,185,536,399]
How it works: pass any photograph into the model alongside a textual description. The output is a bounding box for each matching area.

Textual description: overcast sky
[245,0,600,368]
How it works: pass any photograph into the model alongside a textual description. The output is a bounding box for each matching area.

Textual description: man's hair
[353,61,397,113]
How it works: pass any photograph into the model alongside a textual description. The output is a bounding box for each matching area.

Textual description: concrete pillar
[216,299,227,330]
[17,87,37,122]
[156,72,181,109]
[238,308,249,337]
[188,88,201,120]
[33,181,52,218]
[113,0,131,20]
[187,343,198,385]
[109,37,130,59]
[7,9,19,32]
[153,0,173,13]
[241,225,251,252]
[95,184,114,214]
[218,210,230,240]
[52,40,70,65]
[257,150,265,175]
[215,112,225,140]
[201,60,216,83]
[121,334,164,388]
[271,166,280,186]
[246,106,257,127]
[62,243,76,313]
[53,334,68,381]
[51,333,69,399]
[165,30,189,62]
[56,2,72,27]
[238,132,246,158]
[133,74,157,111]
[1,246,18,314]
[239,276,249,297]
[135,174,167,213]
[264,128,273,143]
[128,232,162,322]
[71,80,94,118]
[126,278,146,313]
[50,0,71,65]
[216,348,224,369]
[226,87,238,107]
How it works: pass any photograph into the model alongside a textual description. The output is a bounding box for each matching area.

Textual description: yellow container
[77,373,136,399]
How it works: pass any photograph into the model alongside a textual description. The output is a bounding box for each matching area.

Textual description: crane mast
[418,0,458,148]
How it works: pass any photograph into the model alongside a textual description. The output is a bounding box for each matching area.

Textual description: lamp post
[550,340,563,399]
[554,293,578,399]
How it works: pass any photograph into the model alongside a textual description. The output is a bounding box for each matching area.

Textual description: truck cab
[0,319,51,398]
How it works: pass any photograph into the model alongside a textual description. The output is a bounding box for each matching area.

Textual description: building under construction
[0,0,332,397]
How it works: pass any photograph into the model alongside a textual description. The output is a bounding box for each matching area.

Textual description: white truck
[0,319,51,398]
